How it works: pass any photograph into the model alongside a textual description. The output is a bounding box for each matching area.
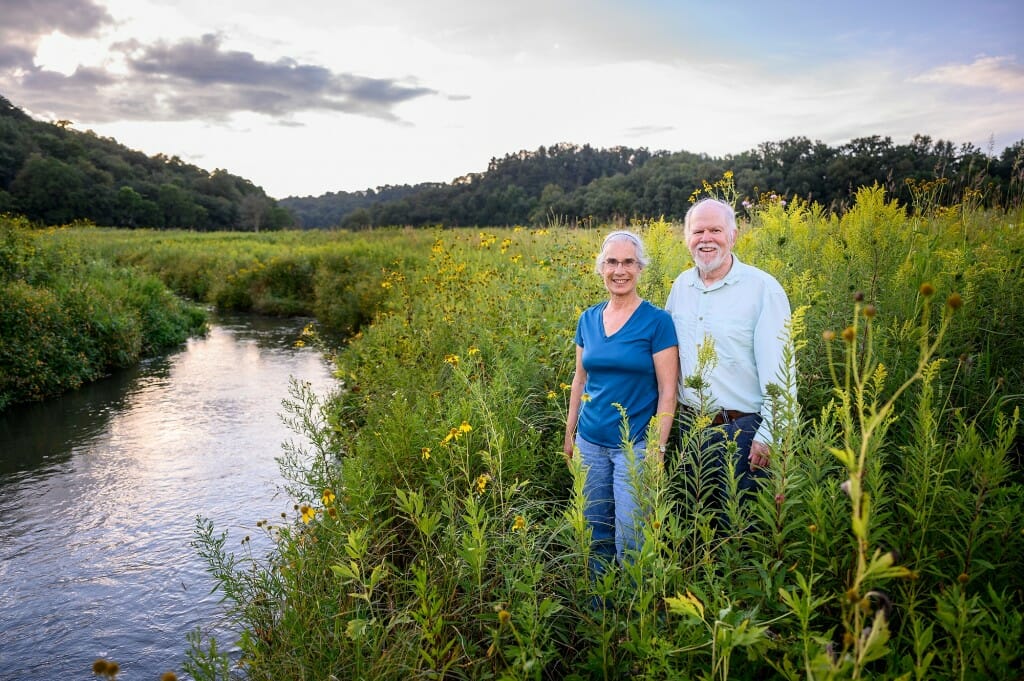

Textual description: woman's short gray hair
[595,230,649,274]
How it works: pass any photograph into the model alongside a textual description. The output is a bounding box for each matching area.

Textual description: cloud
[0,45,35,69]
[913,55,1024,94]
[2,31,442,124]
[0,0,112,39]
[623,124,677,139]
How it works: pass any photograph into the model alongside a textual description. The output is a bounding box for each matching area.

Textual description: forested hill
[285,136,1023,229]
[2,92,1021,231]
[280,143,654,228]
[0,94,291,230]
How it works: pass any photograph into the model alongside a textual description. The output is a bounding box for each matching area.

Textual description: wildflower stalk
[821,286,961,678]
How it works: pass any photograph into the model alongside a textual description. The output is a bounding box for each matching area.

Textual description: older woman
[563,230,678,573]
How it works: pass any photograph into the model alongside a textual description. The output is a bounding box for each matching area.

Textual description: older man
[665,197,794,513]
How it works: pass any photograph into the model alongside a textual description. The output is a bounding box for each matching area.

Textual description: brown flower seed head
[957,572,970,584]
[161,673,179,681]
[862,304,877,318]
[946,292,963,310]
[853,291,864,302]
[93,659,110,674]
[822,330,836,342]
[841,326,856,343]
[919,282,935,297]
[106,661,120,676]
[498,609,511,625]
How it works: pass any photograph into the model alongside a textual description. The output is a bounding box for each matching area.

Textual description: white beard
[694,247,727,275]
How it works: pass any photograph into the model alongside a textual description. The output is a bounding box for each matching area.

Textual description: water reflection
[0,313,336,680]
[0,360,157,478]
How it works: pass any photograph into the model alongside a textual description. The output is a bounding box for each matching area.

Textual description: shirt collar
[686,254,745,290]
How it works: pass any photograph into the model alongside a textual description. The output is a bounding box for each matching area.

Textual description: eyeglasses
[602,258,639,269]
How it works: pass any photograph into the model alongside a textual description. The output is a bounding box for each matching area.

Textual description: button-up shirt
[665,255,794,444]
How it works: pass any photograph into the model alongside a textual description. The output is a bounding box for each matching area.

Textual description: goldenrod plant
[10,173,1019,678]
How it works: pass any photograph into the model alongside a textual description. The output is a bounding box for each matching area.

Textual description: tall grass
[51,226,437,337]
[0,216,206,409]
[179,190,1022,679]
[8,186,1019,677]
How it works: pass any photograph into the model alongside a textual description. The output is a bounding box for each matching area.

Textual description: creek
[0,313,336,680]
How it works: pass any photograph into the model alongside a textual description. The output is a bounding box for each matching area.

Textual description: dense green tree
[157,183,204,229]
[10,154,88,224]
[3,93,1021,229]
[0,94,287,229]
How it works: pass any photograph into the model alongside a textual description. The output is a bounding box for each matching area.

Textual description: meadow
[0,215,207,409]
[4,180,1023,680]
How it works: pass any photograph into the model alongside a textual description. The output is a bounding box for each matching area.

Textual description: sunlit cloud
[0,0,444,125]
[913,55,1024,94]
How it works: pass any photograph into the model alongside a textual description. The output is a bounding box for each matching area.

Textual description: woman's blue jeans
[575,435,646,575]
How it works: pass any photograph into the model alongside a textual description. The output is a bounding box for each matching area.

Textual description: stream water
[0,313,336,680]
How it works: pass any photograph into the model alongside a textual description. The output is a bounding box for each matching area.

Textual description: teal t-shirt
[574,300,678,448]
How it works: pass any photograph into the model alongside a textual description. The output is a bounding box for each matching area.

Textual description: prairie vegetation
[186,187,1019,679]
[0,215,206,409]
[3,179,1022,679]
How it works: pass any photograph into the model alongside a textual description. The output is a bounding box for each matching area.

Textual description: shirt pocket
[715,316,754,365]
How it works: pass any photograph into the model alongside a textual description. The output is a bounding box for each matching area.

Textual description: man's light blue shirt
[665,255,793,444]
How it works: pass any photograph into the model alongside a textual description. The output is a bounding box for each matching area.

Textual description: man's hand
[749,440,770,470]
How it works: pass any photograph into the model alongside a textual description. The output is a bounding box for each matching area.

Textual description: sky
[1,0,1022,200]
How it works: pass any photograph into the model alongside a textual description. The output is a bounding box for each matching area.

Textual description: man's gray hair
[684,198,737,234]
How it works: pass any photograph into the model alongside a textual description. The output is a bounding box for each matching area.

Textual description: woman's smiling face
[599,239,641,296]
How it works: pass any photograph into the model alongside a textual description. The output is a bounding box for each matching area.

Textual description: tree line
[2,92,1021,231]
[284,136,1023,229]
[0,94,291,230]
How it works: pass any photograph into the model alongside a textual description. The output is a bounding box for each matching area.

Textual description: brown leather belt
[681,406,756,425]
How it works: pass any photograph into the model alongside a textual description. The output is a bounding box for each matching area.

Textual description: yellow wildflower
[581,393,591,403]
[421,447,431,461]
[321,489,336,506]
[459,421,473,434]
[512,515,526,531]
[444,354,460,366]
[468,346,480,356]
[475,473,491,494]
[300,505,316,524]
